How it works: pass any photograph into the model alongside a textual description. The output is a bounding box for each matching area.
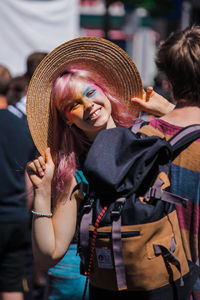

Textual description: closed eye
[86,89,96,98]
[69,101,81,110]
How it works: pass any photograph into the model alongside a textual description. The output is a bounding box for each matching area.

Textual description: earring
[66,118,72,128]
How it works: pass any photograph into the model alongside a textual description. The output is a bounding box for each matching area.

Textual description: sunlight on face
[65,78,115,140]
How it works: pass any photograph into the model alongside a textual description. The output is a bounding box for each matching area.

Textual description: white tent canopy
[0,0,79,76]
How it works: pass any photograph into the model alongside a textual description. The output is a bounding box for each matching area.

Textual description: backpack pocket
[89,210,189,291]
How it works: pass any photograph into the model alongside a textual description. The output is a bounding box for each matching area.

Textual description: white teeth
[91,109,100,118]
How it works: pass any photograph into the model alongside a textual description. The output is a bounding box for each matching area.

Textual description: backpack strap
[131,119,148,134]
[143,124,200,207]
[73,170,92,275]
[144,178,188,207]
[70,170,89,200]
[111,198,127,290]
[153,237,184,287]
[168,124,200,159]
[79,196,93,275]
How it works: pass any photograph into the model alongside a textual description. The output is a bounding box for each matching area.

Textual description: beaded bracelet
[31,210,53,217]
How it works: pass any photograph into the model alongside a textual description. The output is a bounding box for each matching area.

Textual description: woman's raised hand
[131,87,175,117]
[26,148,55,190]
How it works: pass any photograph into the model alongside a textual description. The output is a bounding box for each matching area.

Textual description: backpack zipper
[89,230,140,239]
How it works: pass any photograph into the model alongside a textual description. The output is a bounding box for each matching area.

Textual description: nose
[83,98,94,110]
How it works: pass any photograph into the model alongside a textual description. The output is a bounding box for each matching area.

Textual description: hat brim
[27,37,143,156]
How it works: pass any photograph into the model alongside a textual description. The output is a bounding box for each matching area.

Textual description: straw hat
[26,37,143,156]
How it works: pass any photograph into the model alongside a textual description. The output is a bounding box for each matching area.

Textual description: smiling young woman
[26,37,174,300]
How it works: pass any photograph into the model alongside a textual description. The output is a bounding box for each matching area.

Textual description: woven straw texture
[27,37,143,156]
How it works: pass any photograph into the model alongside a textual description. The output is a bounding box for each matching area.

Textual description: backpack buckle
[111,198,126,220]
[82,196,94,213]
[144,187,163,204]
[150,187,163,199]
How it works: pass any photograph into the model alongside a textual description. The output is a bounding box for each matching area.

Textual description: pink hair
[50,69,136,193]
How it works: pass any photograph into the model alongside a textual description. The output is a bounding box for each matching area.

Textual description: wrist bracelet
[31,210,53,217]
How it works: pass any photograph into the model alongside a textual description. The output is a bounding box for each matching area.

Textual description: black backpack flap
[83,127,172,199]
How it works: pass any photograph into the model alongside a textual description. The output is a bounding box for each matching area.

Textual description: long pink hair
[50,69,136,193]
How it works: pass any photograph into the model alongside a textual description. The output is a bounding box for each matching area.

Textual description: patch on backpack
[96,248,113,269]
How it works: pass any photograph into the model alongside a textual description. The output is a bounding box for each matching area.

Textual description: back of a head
[7,76,27,105]
[26,52,48,82]
[0,64,11,97]
[156,26,200,106]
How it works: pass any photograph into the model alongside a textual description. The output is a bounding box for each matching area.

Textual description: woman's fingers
[131,96,148,109]
[33,159,45,176]
[27,161,37,174]
[38,156,46,171]
[45,148,52,164]
[27,148,55,180]
[132,87,154,106]
[26,148,55,189]
[45,148,55,170]
[26,157,45,178]
[145,86,153,102]
[132,88,175,117]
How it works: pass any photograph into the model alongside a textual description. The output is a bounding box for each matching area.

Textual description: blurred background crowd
[1,0,199,91]
[0,1,199,300]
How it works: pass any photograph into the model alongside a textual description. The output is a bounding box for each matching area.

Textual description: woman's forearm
[32,188,58,268]
[31,178,78,269]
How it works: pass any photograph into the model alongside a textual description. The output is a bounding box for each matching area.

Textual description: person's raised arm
[132,87,175,117]
[27,148,79,270]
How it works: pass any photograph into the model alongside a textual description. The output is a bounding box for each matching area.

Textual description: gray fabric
[112,198,127,290]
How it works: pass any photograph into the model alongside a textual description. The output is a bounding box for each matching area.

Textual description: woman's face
[64,78,116,140]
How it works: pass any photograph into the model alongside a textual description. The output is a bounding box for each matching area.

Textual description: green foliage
[120,0,153,9]
[105,0,176,17]
[149,0,176,17]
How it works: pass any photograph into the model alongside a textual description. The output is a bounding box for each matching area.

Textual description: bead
[31,210,53,217]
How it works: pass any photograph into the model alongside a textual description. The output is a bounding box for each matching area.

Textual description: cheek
[66,109,83,122]
[104,97,112,113]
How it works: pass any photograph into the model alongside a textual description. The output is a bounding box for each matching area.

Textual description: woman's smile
[85,107,102,121]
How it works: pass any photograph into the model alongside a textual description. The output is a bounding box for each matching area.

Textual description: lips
[86,108,101,120]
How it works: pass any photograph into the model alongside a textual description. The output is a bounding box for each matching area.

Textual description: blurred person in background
[1,52,48,300]
[7,76,27,105]
[7,51,48,300]
[153,71,173,103]
[25,52,48,84]
[138,25,200,300]
[0,65,36,300]
[8,52,48,120]
[7,76,27,119]
[0,64,11,109]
